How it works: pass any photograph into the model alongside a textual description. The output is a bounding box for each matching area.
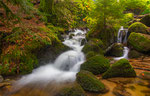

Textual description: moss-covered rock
[57,83,86,96]
[128,22,149,36]
[76,70,106,93]
[127,32,150,53]
[86,26,117,48]
[106,43,124,57]
[128,50,143,58]
[140,14,150,27]
[80,55,110,75]
[102,59,136,79]
[85,51,96,59]
[82,38,104,55]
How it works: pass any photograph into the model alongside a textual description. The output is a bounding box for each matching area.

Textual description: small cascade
[13,29,86,90]
[114,26,129,60]
[117,26,128,44]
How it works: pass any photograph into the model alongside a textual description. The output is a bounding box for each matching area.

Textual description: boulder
[56,83,86,96]
[102,59,136,79]
[76,70,107,93]
[128,22,149,36]
[80,55,110,75]
[128,50,143,58]
[106,43,124,57]
[127,32,150,53]
[85,51,96,59]
[140,14,150,27]
[82,38,104,55]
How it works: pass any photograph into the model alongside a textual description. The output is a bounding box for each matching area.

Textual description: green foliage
[128,22,148,35]
[76,70,106,93]
[80,55,110,75]
[122,0,147,15]
[127,32,150,52]
[102,59,136,79]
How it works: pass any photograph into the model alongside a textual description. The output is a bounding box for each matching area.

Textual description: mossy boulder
[85,51,96,59]
[128,22,149,36]
[80,55,110,75]
[140,14,150,27]
[106,43,124,57]
[102,59,136,79]
[127,32,150,53]
[76,70,106,93]
[82,38,104,55]
[57,83,86,96]
[128,50,143,58]
[86,26,117,48]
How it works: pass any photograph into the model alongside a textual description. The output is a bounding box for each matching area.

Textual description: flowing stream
[114,26,129,60]
[10,29,86,95]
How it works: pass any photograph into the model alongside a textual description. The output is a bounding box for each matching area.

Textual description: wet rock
[80,55,110,75]
[113,84,131,96]
[81,39,86,46]
[56,83,86,96]
[127,32,150,53]
[106,43,124,57]
[102,59,136,79]
[76,70,108,93]
[140,14,150,27]
[69,33,75,39]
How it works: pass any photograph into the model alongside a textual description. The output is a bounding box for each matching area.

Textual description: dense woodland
[0,0,150,96]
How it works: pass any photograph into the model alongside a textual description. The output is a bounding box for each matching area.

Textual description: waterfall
[114,26,129,60]
[15,29,86,87]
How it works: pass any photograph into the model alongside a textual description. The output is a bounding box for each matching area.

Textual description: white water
[15,29,86,87]
[114,26,129,60]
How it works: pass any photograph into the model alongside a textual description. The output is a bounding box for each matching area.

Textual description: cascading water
[114,26,129,60]
[12,29,86,92]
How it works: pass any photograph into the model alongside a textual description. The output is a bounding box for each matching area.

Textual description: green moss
[102,59,136,79]
[80,55,110,75]
[128,32,150,52]
[76,70,106,93]
[140,14,150,27]
[128,50,143,58]
[57,83,86,96]
[128,22,148,35]
[106,43,124,57]
[86,51,96,59]
[82,38,104,55]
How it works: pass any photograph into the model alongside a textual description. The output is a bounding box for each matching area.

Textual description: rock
[106,43,124,57]
[128,50,143,58]
[127,32,150,53]
[86,26,117,48]
[128,22,149,36]
[85,51,96,59]
[56,83,86,96]
[80,55,110,75]
[81,39,86,46]
[0,75,3,83]
[69,33,75,39]
[82,38,104,55]
[113,84,131,96]
[139,72,150,80]
[102,59,136,79]
[140,14,150,27]
[76,70,107,93]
